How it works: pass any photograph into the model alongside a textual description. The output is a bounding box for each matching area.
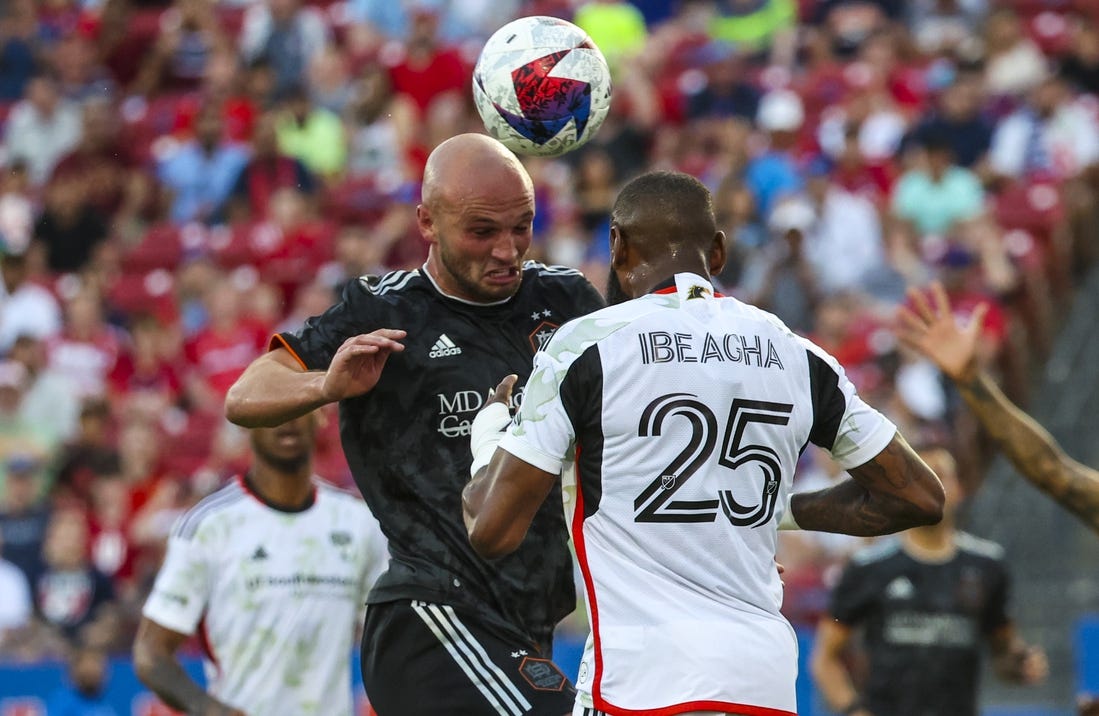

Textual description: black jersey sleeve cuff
[269,332,319,371]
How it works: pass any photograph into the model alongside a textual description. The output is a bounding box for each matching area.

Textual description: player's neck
[630,263,711,297]
[902,520,957,563]
[244,468,315,513]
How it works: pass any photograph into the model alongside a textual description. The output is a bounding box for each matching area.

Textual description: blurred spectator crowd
[1,0,1098,667]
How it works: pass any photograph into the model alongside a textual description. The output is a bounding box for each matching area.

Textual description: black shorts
[362,599,576,716]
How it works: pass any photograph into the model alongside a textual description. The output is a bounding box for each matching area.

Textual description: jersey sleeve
[799,338,897,470]
[827,558,879,626]
[271,277,377,371]
[141,527,214,636]
[570,276,607,316]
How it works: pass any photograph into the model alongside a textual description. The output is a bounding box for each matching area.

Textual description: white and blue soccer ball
[473,16,612,157]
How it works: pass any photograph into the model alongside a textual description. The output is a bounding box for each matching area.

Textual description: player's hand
[895,282,987,383]
[1016,645,1049,685]
[322,330,406,402]
[486,374,519,408]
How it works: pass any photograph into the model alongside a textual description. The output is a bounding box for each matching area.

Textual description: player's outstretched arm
[225,330,406,428]
[133,617,245,716]
[897,283,1099,535]
[791,433,944,536]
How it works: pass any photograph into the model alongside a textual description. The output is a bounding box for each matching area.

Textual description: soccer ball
[473,16,612,157]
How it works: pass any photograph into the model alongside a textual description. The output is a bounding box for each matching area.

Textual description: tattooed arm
[897,282,1099,535]
[791,433,944,536]
[956,373,1099,533]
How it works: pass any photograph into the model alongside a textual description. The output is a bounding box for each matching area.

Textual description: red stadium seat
[1027,12,1073,55]
[121,224,185,273]
[162,409,224,478]
[107,269,177,319]
[207,224,259,269]
[994,181,1064,244]
[321,177,393,225]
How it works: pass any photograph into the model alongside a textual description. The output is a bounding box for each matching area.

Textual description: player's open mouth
[485,267,519,284]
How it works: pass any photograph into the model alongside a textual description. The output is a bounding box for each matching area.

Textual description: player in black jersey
[225,134,605,716]
[812,447,1047,716]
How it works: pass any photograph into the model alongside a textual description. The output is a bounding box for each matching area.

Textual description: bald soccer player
[226,134,606,716]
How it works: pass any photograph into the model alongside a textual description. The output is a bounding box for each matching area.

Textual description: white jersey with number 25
[499,272,896,716]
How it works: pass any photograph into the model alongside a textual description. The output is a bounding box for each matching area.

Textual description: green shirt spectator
[710,0,796,54]
[276,89,347,178]
[574,1,648,72]
[892,138,985,236]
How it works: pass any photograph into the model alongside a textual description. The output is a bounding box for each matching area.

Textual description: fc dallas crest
[529,320,559,353]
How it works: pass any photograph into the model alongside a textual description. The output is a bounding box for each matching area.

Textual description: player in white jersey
[462,171,945,716]
[133,413,387,716]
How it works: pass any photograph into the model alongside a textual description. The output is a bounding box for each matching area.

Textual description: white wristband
[469,403,512,478]
[778,493,800,531]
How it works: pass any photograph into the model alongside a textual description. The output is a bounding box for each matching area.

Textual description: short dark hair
[613,171,716,240]
[614,170,711,216]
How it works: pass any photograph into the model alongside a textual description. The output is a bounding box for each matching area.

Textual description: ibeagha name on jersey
[637,330,786,369]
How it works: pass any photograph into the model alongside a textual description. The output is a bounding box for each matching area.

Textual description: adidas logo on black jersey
[429,334,462,358]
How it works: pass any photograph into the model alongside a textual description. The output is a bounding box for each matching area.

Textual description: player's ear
[416,204,436,243]
[709,230,727,276]
[610,224,628,268]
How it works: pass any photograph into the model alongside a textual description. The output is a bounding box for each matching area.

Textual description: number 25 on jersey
[634,393,794,528]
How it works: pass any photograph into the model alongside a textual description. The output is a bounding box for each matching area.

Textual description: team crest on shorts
[330,531,351,546]
[518,657,567,691]
[528,321,560,353]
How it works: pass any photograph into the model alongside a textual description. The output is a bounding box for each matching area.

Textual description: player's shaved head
[611,171,718,259]
[417,134,536,303]
[422,133,533,211]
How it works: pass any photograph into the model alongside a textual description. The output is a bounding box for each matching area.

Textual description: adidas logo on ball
[429,334,463,358]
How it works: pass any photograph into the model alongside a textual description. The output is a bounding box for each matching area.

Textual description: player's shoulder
[716,294,804,340]
[544,295,664,359]
[522,260,588,284]
[848,537,903,567]
[521,261,601,306]
[353,268,427,304]
[171,480,248,540]
[313,479,383,536]
[955,532,1006,562]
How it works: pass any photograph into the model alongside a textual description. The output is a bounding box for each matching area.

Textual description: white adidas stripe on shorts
[410,600,533,716]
